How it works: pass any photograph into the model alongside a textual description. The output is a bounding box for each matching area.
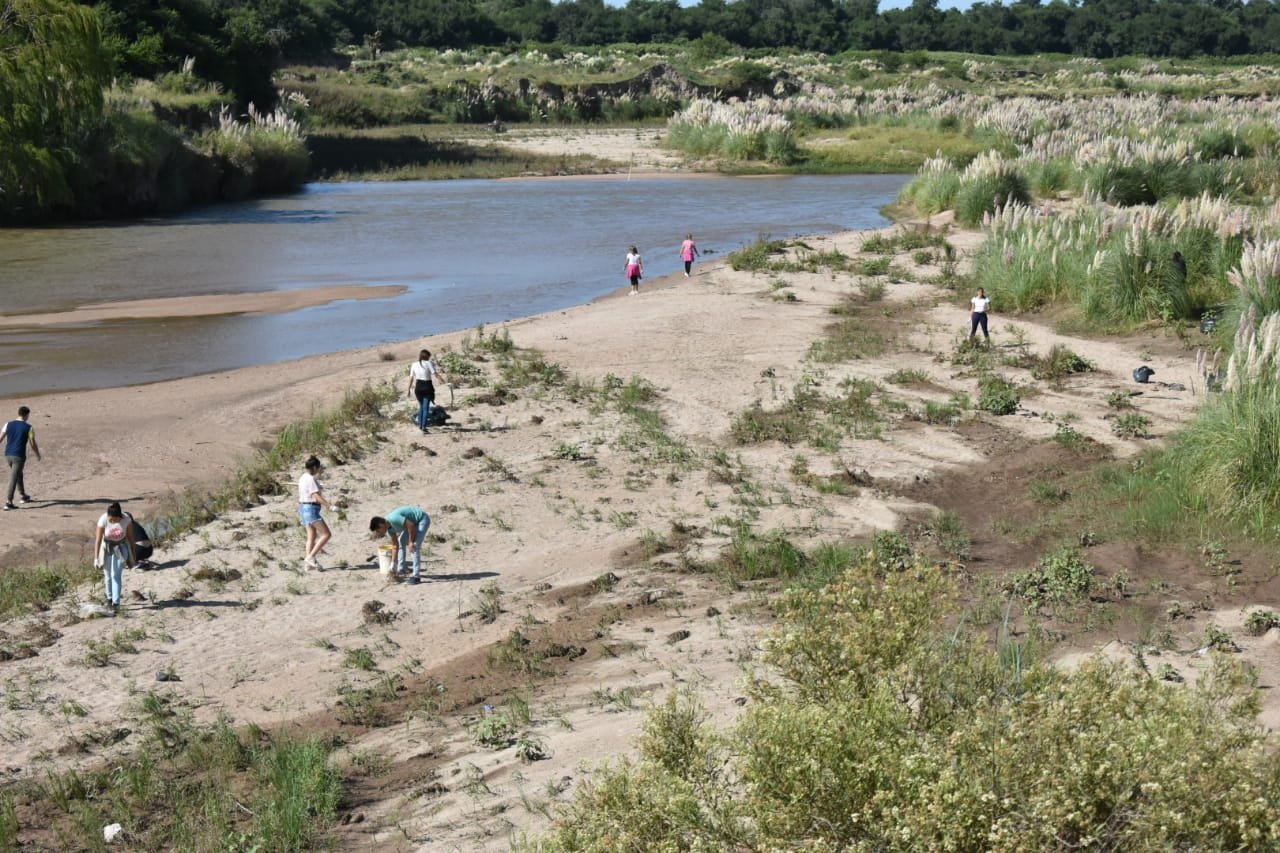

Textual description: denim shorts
[299,503,323,525]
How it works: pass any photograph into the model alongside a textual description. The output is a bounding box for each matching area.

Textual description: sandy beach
[4,197,1277,849]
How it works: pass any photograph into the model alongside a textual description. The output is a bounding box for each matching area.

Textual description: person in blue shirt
[2,406,42,510]
[369,506,431,585]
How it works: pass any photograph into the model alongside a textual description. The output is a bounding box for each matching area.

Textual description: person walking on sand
[970,287,992,343]
[625,246,644,295]
[2,406,41,510]
[93,502,136,612]
[369,506,431,585]
[680,234,699,278]
[407,349,446,434]
[298,456,332,570]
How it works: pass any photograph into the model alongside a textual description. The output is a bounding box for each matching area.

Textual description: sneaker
[2,503,14,511]
[405,576,421,585]
[19,495,31,503]
[304,556,318,570]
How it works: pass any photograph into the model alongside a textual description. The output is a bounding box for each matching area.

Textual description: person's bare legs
[306,521,331,568]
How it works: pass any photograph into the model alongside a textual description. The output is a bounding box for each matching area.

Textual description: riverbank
[7,215,1280,850]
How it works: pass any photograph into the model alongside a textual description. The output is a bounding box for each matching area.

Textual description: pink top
[681,239,697,262]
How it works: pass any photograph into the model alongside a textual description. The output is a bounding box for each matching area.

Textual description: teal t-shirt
[386,506,428,534]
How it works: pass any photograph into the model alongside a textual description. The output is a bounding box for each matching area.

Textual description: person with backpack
[93,502,137,612]
[2,405,42,510]
[369,506,431,585]
[407,349,447,434]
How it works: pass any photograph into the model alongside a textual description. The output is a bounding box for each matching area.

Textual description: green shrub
[977,374,1019,415]
[954,168,1030,225]
[526,553,1280,851]
[1032,345,1094,381]
[1006,546,1095,609]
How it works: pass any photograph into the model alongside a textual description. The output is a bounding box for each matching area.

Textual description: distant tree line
[85,0,1280,107]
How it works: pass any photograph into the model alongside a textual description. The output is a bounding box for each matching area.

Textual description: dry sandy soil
[2,208,1278,849]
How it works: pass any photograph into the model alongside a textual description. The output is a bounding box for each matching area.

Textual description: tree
[0,0,110,217]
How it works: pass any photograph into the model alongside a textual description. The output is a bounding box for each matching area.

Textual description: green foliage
[0,560,97,620]
[728,234,786,272]
[977,374,1019,415]
[1245,609,1280,636]
[1006,546,1095,609]
[1112,412,1152,438]
[954,167,1030,226]
[1031,344,1094,381]
[530,553,1278,851]
[0,0,109,218]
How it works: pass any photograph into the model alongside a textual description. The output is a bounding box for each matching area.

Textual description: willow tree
[0,0,109,220]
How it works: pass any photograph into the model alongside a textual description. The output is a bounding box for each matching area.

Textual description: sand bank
[0,284,407,329]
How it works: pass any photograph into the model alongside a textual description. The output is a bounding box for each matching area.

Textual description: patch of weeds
[1157,662,1184,682]
[1201,625,1240,652]
[473,583,503,624]
[1112,412,1152,438]
[857,256,892,276]
[885,368,930,385]
[610,511,639,530]
[343,647,377,671]
[1051,421,1093,453]
[554,442,585,461]
[871,530,914,572]
[1031,345,1095,382]
[977,375,1019,415]
[1029,478,1070,503]
[1107,391,1135,409]
[489,630,544,674]
[1244,609,1280,636]
[515,733,548,763]
[915,511,972,561]
[470,712,517,749]
[1006,547,1095,610]
[858,279,886,301]
[728,234,786,272]
[922,398,963,425]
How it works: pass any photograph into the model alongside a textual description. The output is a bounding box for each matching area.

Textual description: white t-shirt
[97,513,132,542]
[626,252,642,268]
[298,472,321,503]
[409,360,436,383]
[971,296,991,313]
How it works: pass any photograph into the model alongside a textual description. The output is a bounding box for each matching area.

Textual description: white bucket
[377,544,395,575]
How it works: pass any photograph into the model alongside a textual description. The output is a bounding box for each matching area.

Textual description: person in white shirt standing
[970,287,992,343]
[407,349,446,434]
[298,456,332,570]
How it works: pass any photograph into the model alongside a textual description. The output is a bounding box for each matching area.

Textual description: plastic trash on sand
[104,823,124,842]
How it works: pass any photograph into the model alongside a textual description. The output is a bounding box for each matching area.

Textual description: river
[0,174,909,396]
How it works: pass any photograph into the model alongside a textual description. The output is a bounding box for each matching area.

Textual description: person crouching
[370,506,431,585]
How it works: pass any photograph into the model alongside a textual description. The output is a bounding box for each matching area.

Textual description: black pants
[970,312,989,339]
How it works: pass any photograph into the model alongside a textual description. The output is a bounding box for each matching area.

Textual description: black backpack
[129,518,154,561]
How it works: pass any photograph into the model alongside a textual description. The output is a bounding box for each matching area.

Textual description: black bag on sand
[129,518,154,562]
[427,406,451,427]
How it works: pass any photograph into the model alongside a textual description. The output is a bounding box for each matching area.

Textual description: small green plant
[1031,345,1095,382]
[343,647,377,671]
[886,368,929,385]
[554,442,585,461]
[471,712,516,749]
[977,375,1019,415]
[858,279,886,301]
[514,733,548,763]
[916,511,972,561]
[1112,412,1152,438]
[1244,609,1280,636]
[1201,625,1239,652]
[473,583,503,624]
[1107,390,1135,409]
[1006,547,1095,609]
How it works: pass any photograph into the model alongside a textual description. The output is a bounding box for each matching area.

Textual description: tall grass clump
[526,553,1280,851]
[196,105,309,196]
[0,561,98,620]
[952,153,1030,226]
[667,99,798,164]
[896,155,961,214]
